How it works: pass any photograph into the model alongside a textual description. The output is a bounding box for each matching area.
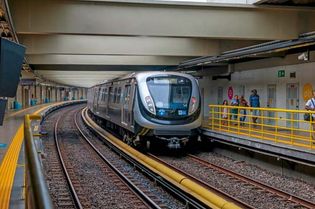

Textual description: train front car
[134,72,201,149]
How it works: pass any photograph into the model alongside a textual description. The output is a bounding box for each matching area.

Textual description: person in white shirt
[305,90,315,144]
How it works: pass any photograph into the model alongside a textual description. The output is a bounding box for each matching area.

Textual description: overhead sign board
[0,38,26,97]
[20,78,36,86]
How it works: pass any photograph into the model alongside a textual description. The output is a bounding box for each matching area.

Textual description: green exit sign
[278,70,285,78]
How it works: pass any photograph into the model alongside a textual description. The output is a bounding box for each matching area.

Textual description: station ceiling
[8,0,315,87]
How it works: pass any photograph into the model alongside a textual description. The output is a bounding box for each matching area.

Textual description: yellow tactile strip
[0,102,65,209]
[0,124,24,209]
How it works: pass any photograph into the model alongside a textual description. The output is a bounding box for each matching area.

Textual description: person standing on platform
[305,90,315,144]
[231,95,239,123]
[249,89,260,124]
[222,100,229,126]
[239,95,249,126]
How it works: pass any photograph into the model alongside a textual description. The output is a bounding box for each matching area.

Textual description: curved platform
[0,102,72,209]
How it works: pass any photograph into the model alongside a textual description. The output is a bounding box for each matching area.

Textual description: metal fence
[207,105,315,149]
[24,114,54,209]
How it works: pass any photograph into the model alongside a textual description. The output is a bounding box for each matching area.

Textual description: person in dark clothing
[230,95,239,122]
[239,95,249,125]
[249,89,260,124]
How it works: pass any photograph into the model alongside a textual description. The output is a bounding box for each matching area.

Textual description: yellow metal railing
[25,114,54,209]
[207,105,315,149]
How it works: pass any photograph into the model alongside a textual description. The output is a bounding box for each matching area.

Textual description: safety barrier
[24,114,54,209]
[207,105,315,149]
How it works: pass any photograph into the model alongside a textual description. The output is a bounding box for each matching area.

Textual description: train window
[109,87,114,103]
[123,85,131,102]
[112,88,118,103]
[116,87,122,104]
[101,88,106,102]
[146,76,192,118]
[104,88,108,102]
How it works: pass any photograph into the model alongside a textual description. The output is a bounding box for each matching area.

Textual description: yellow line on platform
[0,124,24,209]
[0,103,61,209]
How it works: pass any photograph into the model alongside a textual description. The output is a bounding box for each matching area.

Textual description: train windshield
[146,76,192,118]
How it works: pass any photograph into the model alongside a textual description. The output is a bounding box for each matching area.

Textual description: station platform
[0,103,64,209]
[202,111,315,166]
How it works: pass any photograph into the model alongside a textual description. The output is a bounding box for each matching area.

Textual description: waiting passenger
[305,90,315,144]
[222,100,229,126]
[231,95,239,123]
[239,96,249,126]
[249,89,260,124]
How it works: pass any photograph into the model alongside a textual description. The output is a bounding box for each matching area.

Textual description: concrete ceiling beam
[20,34,263,57]
[27,54,192,65]
[10,0,315,40]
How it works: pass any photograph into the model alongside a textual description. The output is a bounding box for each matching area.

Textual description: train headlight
[145,96,155,114]
[189,96,197,113]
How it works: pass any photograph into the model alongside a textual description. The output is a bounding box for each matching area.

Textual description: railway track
[148,154,254,209]
[52,106,160,209]
[149,153,315,209]
[42,105,83,209]
[43,104,210,208]
[187,154,315,209]
[79,108,211,209]
[73,110,162,209]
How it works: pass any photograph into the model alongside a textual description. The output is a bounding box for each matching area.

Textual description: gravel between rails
[157,154,310,209]
[76,111,186,209]
[41,105,81,209]
[42,104,147,209]
[196,152,315,204]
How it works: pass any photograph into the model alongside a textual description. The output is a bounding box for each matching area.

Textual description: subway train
[87,71,202,149]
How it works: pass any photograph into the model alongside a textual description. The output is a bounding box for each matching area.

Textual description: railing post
[211,107,214,130]
[307,113,314,148]
[228,106,230,132]
[261,109,264,138]
[291,112,293,145]
[275,112,278,143]
[237,107,240,134]
[219,106,222,130]
[249,107,252,137]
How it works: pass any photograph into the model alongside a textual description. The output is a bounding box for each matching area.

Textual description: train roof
[90,71,195,88]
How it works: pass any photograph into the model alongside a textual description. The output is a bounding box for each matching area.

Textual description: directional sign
[278,70,285,78]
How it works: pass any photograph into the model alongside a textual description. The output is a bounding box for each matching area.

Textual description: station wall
[199,61,315,118]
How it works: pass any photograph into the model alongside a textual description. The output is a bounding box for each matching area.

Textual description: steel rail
[73,110,161,209]
[54,115,83,209]
[148,153,254,209]
[80,108,210,209]
[188,154,315,209]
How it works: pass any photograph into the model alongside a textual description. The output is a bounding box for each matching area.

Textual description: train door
[93,87,100,112]
[267,84,276,125]
[106,86,113,117]
[122,85,131,126]
[217,87,223,105]
[286,83,299,128]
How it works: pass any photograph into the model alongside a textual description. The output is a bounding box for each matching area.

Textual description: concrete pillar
[35,85,40,104]
[15,84,23,109]
[21,85,31,108]
[79,88,83,99]
[54,87,57,102]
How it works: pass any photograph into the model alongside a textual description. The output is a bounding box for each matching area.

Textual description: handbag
[304,99,315,121]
